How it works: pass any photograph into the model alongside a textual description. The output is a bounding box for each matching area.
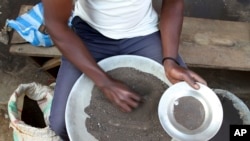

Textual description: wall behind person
[152,0,250,22]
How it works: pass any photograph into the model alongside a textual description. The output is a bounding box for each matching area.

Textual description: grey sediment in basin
[65,55,250,141]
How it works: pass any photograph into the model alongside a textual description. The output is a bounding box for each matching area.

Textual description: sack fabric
[6,2,72,47]
[7,82,61,141]
[6,3,54,47]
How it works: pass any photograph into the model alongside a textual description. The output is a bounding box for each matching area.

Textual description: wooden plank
[9,44,61,57]
[40,57,61,71]
[180,17,250,71]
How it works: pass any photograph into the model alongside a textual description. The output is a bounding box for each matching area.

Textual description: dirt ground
[0,0,250,141]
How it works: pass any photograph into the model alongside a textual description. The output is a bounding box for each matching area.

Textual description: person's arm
[160,0,207,89]
[42,0,140,112]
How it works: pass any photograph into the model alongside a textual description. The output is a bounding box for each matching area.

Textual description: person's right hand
[98,77,141,112]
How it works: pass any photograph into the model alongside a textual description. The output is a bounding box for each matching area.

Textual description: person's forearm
[42,0,110,87]
[49,26,110,87]
[160,0,184,59]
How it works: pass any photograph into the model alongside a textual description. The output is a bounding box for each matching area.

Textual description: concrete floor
[0,0,250,141]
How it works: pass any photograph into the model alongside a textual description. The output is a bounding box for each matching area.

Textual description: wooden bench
[180,17,250,71]
[9,5,61,73]
[9,5,250,74]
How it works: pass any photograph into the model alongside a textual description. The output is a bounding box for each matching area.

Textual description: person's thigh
[49,57,81,141]
[119,31,163,63]
[72,16,120,62]
[50,17,121,140]
[120,31,186,67]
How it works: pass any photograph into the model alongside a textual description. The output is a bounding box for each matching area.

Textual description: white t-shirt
[73,0,159,39]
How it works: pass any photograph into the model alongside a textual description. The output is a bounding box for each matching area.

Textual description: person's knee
[49,116,70,141]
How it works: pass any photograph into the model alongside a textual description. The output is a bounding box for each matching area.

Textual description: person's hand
[164,60,207,89]
[98,77,141,112]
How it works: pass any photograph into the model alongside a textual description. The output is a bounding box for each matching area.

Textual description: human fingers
[105,89,139,112]
[189,70,207,86]
[106,92,132,112]
[101,79,141,112]
[117,101,133,112]
[126,93,141,108]
[182,71,200,89]
[183,70,207,89]
[165,67,181,84]
[129,92,141,102]
[165,66,188,85]
[117,91,141,109]
[167,75,182,85]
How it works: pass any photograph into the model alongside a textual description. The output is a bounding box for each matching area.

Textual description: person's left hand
[164,60,207,89]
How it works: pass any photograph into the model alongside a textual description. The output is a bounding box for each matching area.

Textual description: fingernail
[194,84,200,89]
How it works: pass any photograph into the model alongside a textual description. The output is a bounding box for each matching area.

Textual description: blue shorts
[49,16,185,141]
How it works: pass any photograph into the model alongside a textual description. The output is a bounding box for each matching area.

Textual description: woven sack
[7,82,61,141]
